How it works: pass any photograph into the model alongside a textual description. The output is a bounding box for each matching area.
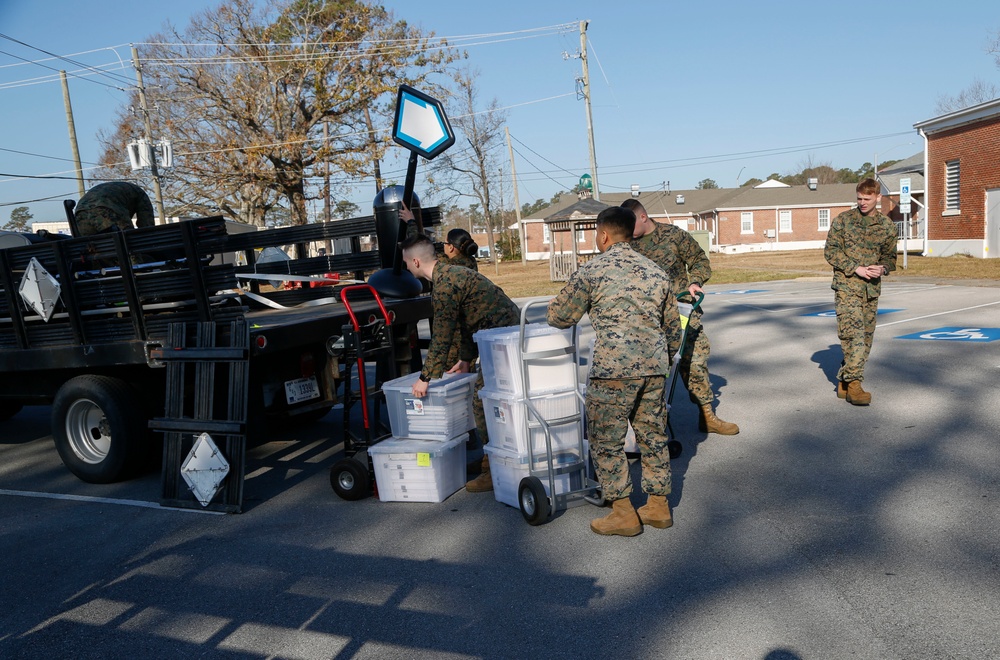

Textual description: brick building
[915,99,1000,258]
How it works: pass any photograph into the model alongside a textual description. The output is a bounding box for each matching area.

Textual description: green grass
[484,249,1000,298]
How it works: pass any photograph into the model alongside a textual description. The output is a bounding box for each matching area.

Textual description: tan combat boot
[699,404,740,435]
[837,381,848,399]
[465,454,493,492]
[846,381,871,406]
[590,498,643,536]
[636,494,673,529]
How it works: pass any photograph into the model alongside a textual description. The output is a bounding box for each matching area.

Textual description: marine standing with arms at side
[823,178,898,405]
[400,233,520,492]
[623,198,740,435]
[547,207,681,536]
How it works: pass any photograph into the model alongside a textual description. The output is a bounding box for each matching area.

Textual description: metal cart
[328,284,397,500]
[513,298,603,525]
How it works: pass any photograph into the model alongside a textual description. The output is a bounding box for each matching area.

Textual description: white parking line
[877,299,1000,328]
[0,488,226,514]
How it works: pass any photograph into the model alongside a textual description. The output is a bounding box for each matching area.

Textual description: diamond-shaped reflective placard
[180,432,230,507]
[18,257,61,322]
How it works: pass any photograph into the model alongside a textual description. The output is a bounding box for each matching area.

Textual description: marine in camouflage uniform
[823,178,897,405]
[401,233,520,492]
[625,199,739,435]
[442,250,478,368]
[74,181,155,236]
[444,251,478,272]
[548,206,681,535]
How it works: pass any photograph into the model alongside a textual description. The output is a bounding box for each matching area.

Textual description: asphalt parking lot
[1,278,999,659]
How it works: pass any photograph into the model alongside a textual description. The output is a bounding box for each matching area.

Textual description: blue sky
[2,0,999,225]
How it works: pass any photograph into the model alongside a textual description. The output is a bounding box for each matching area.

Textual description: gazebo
[544,196,608,281]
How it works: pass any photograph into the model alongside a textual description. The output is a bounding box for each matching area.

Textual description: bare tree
[96,0,459,227]
[934,78,1000,115]
[428,67,508,273]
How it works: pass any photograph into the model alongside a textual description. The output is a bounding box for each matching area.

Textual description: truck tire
[52,375,148,484]
[0,401,22,421]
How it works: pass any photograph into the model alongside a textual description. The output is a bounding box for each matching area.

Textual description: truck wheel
[52,376,147,484]
[0,401,22,421]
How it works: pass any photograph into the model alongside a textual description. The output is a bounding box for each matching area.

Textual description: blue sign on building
[896,327,1000,342]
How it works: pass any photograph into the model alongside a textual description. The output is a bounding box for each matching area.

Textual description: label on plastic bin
[490,401,509,424]
[417,452,431,467]
[404,398,425,415]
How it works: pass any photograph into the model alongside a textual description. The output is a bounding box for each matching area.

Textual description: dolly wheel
[668,440,683,460]
[330,458,371,501]
[518,476,551,526]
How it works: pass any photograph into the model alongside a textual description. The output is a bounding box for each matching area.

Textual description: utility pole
[364,106,384,192]
[60,70,86,198]
[131,45,166,224]
[580,20,600,201]
[505,126,526,265]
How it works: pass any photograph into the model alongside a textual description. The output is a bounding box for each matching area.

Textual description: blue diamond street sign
[392,85,455,160]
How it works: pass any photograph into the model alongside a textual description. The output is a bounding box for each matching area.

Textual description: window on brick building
[741,211,753,234]
[779,210,792,233]
[945,159,960,211]
[543,223,551,244]
[818,208,830,231]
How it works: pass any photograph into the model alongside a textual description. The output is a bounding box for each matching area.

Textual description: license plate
[285,376,320,405]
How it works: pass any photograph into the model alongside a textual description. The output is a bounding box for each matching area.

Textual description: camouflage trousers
[670,309,714,406]
[586,376,671,501]
[75,207,132,236]
[835,288,879,383]
[472,369,488,446]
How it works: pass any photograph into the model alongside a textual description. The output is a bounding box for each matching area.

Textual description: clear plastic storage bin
[473,323,577,396]
[484,443,588,510]
[479,388,583,457]
[381,371,479,441]
[369,435,467,503]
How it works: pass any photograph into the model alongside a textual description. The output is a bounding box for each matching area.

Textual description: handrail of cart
[339,284,391,332]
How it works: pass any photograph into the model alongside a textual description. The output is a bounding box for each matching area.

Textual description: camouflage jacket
[422,262,520,379]
[445,252,478,271]
[631,222,711,302]
[824,208,897,298]
[547,242,680,379]
[75,182,155,228]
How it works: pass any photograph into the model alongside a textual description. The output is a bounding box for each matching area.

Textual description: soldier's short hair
[597,206,636,240]
[619,198,646,217]
[400,234,436,261]
[856,178,879,195]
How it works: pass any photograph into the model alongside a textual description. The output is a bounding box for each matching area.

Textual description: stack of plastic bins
[373,371,478,502]
[473,322,587,510]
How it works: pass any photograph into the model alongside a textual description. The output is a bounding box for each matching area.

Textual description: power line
[0,33,133,88]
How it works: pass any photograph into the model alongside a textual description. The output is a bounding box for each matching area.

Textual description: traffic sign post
[392,85,456,210]
[369,86,457,298]
[900,177,911,269]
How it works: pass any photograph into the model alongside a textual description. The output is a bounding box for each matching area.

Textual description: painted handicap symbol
[920,328,987,340]
[896,327,1000,342]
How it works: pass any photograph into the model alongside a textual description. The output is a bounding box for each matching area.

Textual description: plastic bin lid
[478,387,579,403]
[382,370,479,394]
[368,435,465,456]
[472,322,570,342]
[483,442,583,465]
